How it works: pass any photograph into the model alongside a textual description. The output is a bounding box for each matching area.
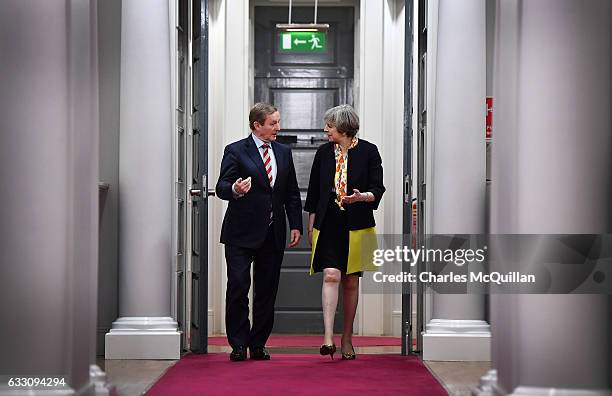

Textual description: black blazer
[216,135,303,249]
[304,139,385,230]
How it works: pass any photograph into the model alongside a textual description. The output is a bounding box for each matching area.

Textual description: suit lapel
[323,143,336,191]
[244,136,270,189]
[270,141,284,178]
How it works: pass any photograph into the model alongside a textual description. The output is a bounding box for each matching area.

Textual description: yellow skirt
[310,227,378,275]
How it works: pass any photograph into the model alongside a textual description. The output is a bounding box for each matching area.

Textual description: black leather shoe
[230,346,247,362]
[250,346,271,360]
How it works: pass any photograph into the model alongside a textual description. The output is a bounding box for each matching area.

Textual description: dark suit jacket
[216,135,303,249]
[304,139,385,230]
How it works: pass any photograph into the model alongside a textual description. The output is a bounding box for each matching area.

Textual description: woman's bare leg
[341,273,359,352]
[322,268,341,345]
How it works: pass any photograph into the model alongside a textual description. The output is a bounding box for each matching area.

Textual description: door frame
[170,0,190,350]
[189,0,211,353]
[173,0,210,353]
[206,0,407,339]
[401,0,414,356]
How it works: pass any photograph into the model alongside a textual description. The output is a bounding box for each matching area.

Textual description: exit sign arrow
[279,31,327,53]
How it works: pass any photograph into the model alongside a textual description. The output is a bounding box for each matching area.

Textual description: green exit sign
[279,31,327,53]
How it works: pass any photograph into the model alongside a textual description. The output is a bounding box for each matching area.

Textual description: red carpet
[145,353,447,396]
[208,335,402,347]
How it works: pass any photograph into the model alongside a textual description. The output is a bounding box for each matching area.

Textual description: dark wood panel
[273,313,324,334]
[272,88,338,130]
[276,272,322,309]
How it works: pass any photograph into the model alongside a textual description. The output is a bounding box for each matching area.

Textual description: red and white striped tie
[262,143,273,224]
[262,144,273,187]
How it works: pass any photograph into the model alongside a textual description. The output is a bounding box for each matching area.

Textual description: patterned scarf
[334,137,359,209]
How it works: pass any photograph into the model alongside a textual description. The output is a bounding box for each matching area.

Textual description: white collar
[251,133,270,149]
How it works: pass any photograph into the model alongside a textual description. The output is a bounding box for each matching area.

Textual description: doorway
[254,6,355,333]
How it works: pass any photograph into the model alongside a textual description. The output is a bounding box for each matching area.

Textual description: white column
[481,0,612,394]
[0,0,113,394]
[105,0,179,359]
[422,0,490,361]
[357,0,386,336]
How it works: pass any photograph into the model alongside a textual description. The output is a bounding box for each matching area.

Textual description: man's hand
[233,177,252,195]
[288,229,301,248]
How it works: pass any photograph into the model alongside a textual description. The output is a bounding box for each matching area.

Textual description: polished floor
[97,341,490,396]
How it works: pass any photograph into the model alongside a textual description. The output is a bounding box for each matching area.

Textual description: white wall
[383,0,407,337]
[208,0,251,334]
[359,0,406,336]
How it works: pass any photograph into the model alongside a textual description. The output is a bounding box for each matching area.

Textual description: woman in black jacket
[304,105,385,360]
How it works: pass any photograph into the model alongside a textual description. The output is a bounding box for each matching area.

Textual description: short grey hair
[323,105,359,138]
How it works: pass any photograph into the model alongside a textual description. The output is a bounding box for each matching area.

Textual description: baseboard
[422,319,491,361]
[105,317,180,359]
[392,310,402,336]
[473,370,612,396]
[484,383,612,396]
[423,332,490,361]
[509,387,612,396]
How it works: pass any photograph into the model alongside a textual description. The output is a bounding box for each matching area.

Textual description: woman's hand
[307,213,316,246]
[342,189,366,205]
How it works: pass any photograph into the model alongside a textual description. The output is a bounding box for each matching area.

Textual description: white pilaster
[422,0,490,361]
[486,0,611,393]
[105,0,180,359]
[0,0,109,393]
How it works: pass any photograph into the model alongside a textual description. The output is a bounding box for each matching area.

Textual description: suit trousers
[224,224,284,349]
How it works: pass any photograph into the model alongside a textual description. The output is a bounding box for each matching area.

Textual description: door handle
[404,175,411,203]
[189,188,215,200]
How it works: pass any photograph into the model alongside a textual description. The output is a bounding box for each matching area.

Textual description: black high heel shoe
[319,344,337,360]
[341,344,356,360]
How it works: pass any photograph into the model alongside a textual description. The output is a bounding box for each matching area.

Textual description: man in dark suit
[216,103,302,361]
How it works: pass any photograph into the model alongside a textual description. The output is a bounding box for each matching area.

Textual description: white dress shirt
[250,133,277,187]
[232,133,278,198]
